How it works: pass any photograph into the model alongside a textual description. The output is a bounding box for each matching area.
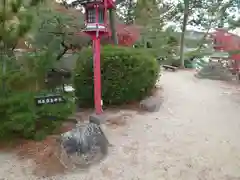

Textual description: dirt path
[2,70,240,179]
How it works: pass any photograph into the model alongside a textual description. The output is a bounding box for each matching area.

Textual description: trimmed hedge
[74,46,160,107]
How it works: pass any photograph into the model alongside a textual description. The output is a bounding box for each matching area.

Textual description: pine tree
[30,1,90,60]
[0,0,43,54]
[117,0,135,25]
[0,0,43,92]
[0,0,76,140]
[134,0,165,48]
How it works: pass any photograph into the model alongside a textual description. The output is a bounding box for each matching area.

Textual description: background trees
[169,0,240,67]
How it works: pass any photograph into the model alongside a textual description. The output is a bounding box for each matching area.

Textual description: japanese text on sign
[35,95,66,106]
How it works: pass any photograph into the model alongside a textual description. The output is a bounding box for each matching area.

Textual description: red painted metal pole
[93,36,103,114]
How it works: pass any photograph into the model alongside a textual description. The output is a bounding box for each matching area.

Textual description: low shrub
[0,91,74,141]
[74,46,160,107]
[0,69,74,141]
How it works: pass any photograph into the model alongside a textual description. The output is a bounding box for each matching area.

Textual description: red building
[211,28,240,72]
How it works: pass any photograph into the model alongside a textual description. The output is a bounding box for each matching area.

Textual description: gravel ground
[1,70,240,180]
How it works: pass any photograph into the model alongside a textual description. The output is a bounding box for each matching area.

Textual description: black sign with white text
[35,95,66,106]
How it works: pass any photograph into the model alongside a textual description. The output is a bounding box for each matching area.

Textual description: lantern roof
[77,0,115,8]
[77,0,104,5]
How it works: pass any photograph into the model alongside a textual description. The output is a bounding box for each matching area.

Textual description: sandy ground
[1,70,240,180]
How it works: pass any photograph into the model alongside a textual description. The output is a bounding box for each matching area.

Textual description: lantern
[78,0,116,116]
[78,0,115,37]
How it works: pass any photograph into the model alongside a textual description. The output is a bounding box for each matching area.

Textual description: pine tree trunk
[179,0,189,69]
[109,8,118,45]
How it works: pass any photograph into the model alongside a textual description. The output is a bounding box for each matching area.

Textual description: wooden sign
[35,94,66,106]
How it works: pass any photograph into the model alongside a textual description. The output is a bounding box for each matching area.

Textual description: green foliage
[74,46,159,106]
[0,92,74,140]
[0,50,74,141]
[117,0,136,25]
[171,0,239,29]
[229,18,240,29]
[0,0,77,141]
[171,0,239,68]
[0,92,36,139]
[134,0,166,48]
[228,50,240,55]
[0,0,43,50]
[163,55,195,68]
[33,93,75,140]
[134,28,179,60]
[0,69,74,141]
[185,49,213,59]
[30,4,90,51]
[119,0,180,59]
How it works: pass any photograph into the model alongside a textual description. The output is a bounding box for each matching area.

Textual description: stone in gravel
[196,61,235,81]
[58,120,109,169]
[140,96,164,112]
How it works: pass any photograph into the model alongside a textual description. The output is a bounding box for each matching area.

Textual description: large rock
[58,121,109,169]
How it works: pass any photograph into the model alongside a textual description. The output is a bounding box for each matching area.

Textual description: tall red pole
[92,4,103,115]
[93,36,103,114]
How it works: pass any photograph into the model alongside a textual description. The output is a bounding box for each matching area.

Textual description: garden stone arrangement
[195,61,235,81]
[58,119,109,169]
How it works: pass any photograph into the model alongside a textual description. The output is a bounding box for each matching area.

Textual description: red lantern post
[78,0,115,115]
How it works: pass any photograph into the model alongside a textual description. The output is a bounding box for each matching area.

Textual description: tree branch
[56,42,69,61]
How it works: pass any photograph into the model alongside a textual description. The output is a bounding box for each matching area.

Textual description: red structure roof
[211,28,240,54]
[211,28,240,72]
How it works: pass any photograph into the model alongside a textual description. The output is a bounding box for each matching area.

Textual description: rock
[140,96,164,112]
[196,62,235,81]
[58,121,109,169]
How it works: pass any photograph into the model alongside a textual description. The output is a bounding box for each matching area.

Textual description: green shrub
[0,92,36,139]
[0,91,74,140]
[74,46,160,106]
[0,70,75,141]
